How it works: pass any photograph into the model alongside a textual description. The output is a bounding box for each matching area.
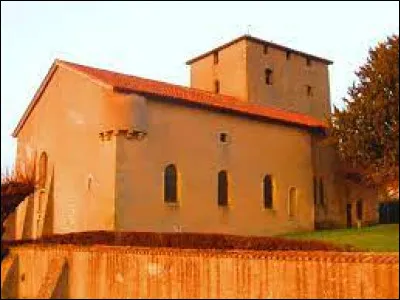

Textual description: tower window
[306,85,313,96]
[218,170,228,207]
[164,164,177,203]
[213,52,219,64]
[214,80,220,93]
[306,57,312,66]
[263,44,269,54]
[263,175,273,209]
[220,132,228,143]
[286,51,292,60]
[265,68,273,85]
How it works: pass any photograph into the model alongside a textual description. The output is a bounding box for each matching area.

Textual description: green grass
[280,224,399,252]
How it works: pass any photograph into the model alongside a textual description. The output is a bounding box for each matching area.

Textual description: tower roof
[186,34,333,65]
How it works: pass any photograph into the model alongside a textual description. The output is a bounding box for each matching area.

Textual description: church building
[6,35,379,239]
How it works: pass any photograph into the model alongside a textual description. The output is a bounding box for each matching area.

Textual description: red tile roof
[12,59,327,137]
[60,60,327,128]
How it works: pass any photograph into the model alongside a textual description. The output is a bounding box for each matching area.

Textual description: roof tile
[59,60,327,130]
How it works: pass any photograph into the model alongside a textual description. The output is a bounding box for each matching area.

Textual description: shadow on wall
[21,195,34,239]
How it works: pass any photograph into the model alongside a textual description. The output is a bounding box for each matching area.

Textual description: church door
[346,204,352,228]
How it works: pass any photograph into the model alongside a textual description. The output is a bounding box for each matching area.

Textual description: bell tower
[186,35,333,121]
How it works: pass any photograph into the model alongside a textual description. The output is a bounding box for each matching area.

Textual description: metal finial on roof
[246,25,251,36]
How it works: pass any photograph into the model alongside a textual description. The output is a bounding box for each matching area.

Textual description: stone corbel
[132,130,147,141]
[126,129,147,140]
[99,130,114,141]
[104,130,114,141]
[100,129,147,141]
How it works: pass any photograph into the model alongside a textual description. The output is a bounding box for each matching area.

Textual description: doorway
[346,204,352,228]
[379,201,400,224]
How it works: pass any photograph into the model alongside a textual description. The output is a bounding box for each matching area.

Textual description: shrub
[1,161,36,260]
[3,230,355,252]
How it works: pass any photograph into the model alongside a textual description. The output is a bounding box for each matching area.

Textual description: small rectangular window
[213,52,219,64]
[265,68,273,85]
[220,132,227,143]
[306,57,312,66]
[286,51,292,60]
[263,44,269,54]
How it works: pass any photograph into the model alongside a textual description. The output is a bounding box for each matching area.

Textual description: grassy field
[281,224,399,252]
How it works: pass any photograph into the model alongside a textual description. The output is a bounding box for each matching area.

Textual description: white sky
[1,1,399,169]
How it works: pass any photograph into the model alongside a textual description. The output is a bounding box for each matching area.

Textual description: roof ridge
[186,34,333,65]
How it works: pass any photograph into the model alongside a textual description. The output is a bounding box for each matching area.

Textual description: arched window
[38,152,48,189]
[218,170,228,207]
[288,187,297,217]
[313,176,318,205]
[319,178,324,206]
[356,200,363,220]
[263,175,273,209]
[164,164,177,203]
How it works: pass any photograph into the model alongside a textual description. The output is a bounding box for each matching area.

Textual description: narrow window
[218,170,228,207]
[286,51,292,60]
[213,52,219,64]
[313,176,318,205]
[263,175,273,209]
[356,200,363,220]
[319,178,324,206]
[306,85,313,96]
[263,44,269,54]
[38,152,48,189]
[265,68,273,85]
[220,132,227,143]
[164,164,177,203]
[214,80,220,93]
[288,187,297,217]
[306,57,312,66]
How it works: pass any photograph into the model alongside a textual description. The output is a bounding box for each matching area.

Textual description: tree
[329,34,399,189]
[1,162,36,260]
